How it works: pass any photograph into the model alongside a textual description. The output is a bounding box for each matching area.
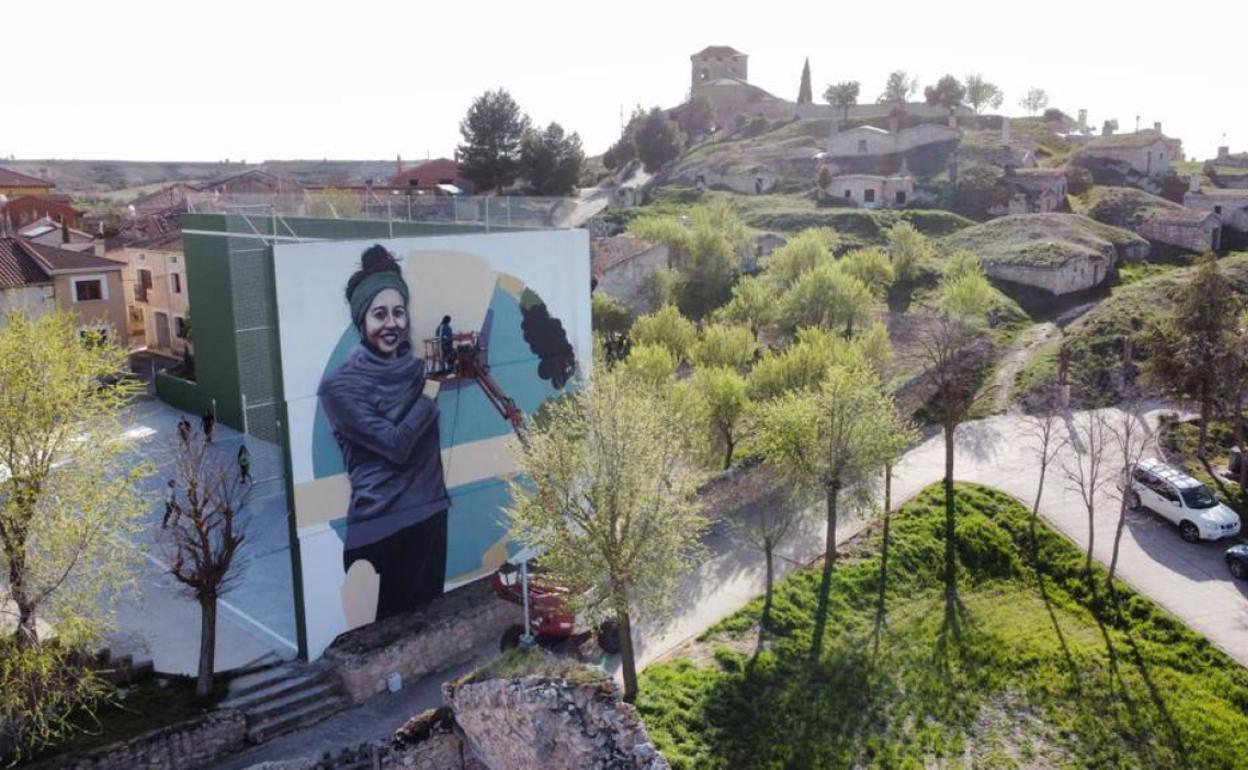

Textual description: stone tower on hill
[691,46,748,90]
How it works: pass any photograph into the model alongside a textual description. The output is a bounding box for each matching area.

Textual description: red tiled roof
[0,166,50,188]
[0,238,52,289]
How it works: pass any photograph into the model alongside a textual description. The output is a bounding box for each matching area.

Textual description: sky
[5,0,1246,164]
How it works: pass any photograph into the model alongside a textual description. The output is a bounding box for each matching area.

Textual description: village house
[0,236,128,340]
[1184,178,1248,233]
[1215,146,1248,170]
[824,123,963,160]
[591,234,670,314]
[389,157,473,195]
[1075,125,1181,179]
[17,216,103,255]
[0,194,83,232]
[0,166,52,197]
[1135,209,1222,252]
[994,167,1068,215]
[113,230,188,355]
[130,182,196,217]
[832,174,915,209]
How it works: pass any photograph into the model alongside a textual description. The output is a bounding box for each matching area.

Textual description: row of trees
[821,71,1049,121]
[602,106,691,174]
[457,89,585,195]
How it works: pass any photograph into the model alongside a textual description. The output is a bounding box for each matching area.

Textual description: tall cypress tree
[798,58,813,105]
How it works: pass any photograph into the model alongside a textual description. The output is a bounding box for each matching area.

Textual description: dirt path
[987,322,1058,413]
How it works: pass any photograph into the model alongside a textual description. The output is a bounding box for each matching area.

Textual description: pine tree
[797,58,813,105]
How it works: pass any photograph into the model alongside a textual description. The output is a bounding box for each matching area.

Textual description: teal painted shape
[444,477,514,580]
[312,328,360,478]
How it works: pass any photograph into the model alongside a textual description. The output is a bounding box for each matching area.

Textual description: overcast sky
[6,0,1245,163]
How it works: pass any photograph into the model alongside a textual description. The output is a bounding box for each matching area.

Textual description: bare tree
[1104,406,1155,591]
[160,437,252,697]
[732,468,810,636]
[1021,387,1068,564]
[1062,410,1112,584]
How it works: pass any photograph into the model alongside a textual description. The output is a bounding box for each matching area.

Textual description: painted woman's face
[364,288,408,356]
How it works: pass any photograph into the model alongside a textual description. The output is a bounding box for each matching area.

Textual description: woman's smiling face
[363,288,408,356]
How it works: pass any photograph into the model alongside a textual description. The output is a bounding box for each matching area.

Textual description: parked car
[1127,458,1242,543]
[1226,544,1248,580]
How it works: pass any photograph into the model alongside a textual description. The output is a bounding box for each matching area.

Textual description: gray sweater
[318,343,450,550]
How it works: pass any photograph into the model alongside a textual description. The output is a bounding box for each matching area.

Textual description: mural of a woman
[317,244,449,621]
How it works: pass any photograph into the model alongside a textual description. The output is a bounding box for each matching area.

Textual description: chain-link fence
[187,191,581,230]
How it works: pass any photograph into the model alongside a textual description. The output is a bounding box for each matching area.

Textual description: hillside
[663,119,830,192]
[1071,185,1197,228]
[941,213,1147,267]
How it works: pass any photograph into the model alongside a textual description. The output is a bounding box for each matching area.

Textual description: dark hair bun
[346,245,400,303]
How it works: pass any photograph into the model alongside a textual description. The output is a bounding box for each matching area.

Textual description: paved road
[888,407,1248,669]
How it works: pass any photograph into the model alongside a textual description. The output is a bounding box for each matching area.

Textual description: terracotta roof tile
[0,238,52,289]
[23,240,125,273]
[0,166,49,188]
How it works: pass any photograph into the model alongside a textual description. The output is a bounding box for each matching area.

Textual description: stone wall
[323,580,522,703]
[61,710,246,770]
[596,242,670,316]
[447,676,670,770]
[981,253,1112,296]
[826,123,962,159]
[1137,217,1219,252]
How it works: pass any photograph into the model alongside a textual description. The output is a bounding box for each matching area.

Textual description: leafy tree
[886,221,931,285]
[715,275,781,338]
[780,264,874,336]
[687,366,750,469]
[766,227,838,289]
[924,75,966,114]
[457,89,531,193]
[634,107,685,173]
[964,73,1004,114]
[630,305,697,363]
[943,250,983,282]
[816,165,832,195]
[754,365,905,572]
[591,292,633,338]
[1019,88,1050,116]
[824,81,861,127]
[602,107,644,172]
[747,328,866,402]
[631,202,749,318]
[161,436,251,697]
[1142,253,1241,458]
[649,267,682,309]
[878,70,918,106]
[797,58,813,105]
[618,343,678,391]
[519,122,584,196]
[677,96,715,139]
[0,311,147,757]
[838,248,895,297]
[911,267,994,598]
[508,364,708,702]
[691,323,757,372]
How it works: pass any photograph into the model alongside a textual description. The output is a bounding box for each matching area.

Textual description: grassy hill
[1071,185,1197,228]
[638,483,1248,770]
[1014,252,1248,406]
[941,213,1146,267]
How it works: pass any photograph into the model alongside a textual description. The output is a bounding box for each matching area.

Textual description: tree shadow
[809,559,835,662]
[1109,595,1189,764]
[1035,568,1083,698]
[871,511,892,657]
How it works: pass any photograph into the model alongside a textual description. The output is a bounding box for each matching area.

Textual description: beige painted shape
[401,250,495,349]
[294,433,519,529]
[341,558,379,628]
[449,536,510,587]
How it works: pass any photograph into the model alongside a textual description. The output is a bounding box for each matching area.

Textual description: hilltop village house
[1185,178,1248,234]
[0,236,128,339]
[993,167,1068,215]
[0,166,53,198]
[1075,125,1182,179]
[1,194,83,232]
[832,174,915,209]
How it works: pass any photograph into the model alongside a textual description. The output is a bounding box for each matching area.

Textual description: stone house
[981,252,1113,297]
[591,235,671,314]
[824,123,963,160]
[1076,126,1180,178]
[388,157,473,195]
[1215,146,1248,169]
[1184,180,1248,233]
[1135,210,1221,252]
[994,168,1068,215]
[831,174,915,209]
[0,236,128,341]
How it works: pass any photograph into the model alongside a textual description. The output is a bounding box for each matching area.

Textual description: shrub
[631,305,697,362]
[766,228,839,288]
[691,324,757,372]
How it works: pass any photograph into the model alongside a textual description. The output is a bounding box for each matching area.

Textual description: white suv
[1128,458,1242,543]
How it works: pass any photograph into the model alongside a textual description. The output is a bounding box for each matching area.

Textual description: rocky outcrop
[446,676,669,770]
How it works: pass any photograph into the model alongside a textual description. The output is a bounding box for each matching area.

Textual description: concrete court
[105,397,299,674]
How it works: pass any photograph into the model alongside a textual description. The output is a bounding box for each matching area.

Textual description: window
[137,269,152,302]
[844,190,853,199]
[174,316,188,339]
[170,272,182,294]
[1181,485,1218,509]
[73,278,104,302]
[1215,205,1223,215]
[864,189,876,203]
[895,191,907,205]
[857,139,868,153]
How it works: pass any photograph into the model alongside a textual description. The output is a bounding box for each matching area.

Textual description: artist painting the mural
[318,244,450,620]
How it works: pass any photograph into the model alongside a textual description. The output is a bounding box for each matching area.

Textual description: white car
[1128,458,1242,543]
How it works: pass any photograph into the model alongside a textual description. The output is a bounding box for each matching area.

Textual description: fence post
[485,196,491,233]
[241,393,250,437]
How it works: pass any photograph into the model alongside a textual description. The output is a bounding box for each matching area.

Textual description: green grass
[1071,185,1196,229]
[21,676,225,768]
[461,646,607,686]
[940,213,1146,267]
[637,483,1248,770]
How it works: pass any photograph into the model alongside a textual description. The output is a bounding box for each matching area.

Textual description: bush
[631,305,697,362]
[691,324,757,372]
[766,228,838,288]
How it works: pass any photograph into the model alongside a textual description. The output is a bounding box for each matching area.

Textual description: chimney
[39,168,48,181]
[1190,174,1201,194]
[1077,109,1087,131]
[396,154,403,176]
[61,220,70,244]
[1153,121,1162,133]
[1219,146,1230,161]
